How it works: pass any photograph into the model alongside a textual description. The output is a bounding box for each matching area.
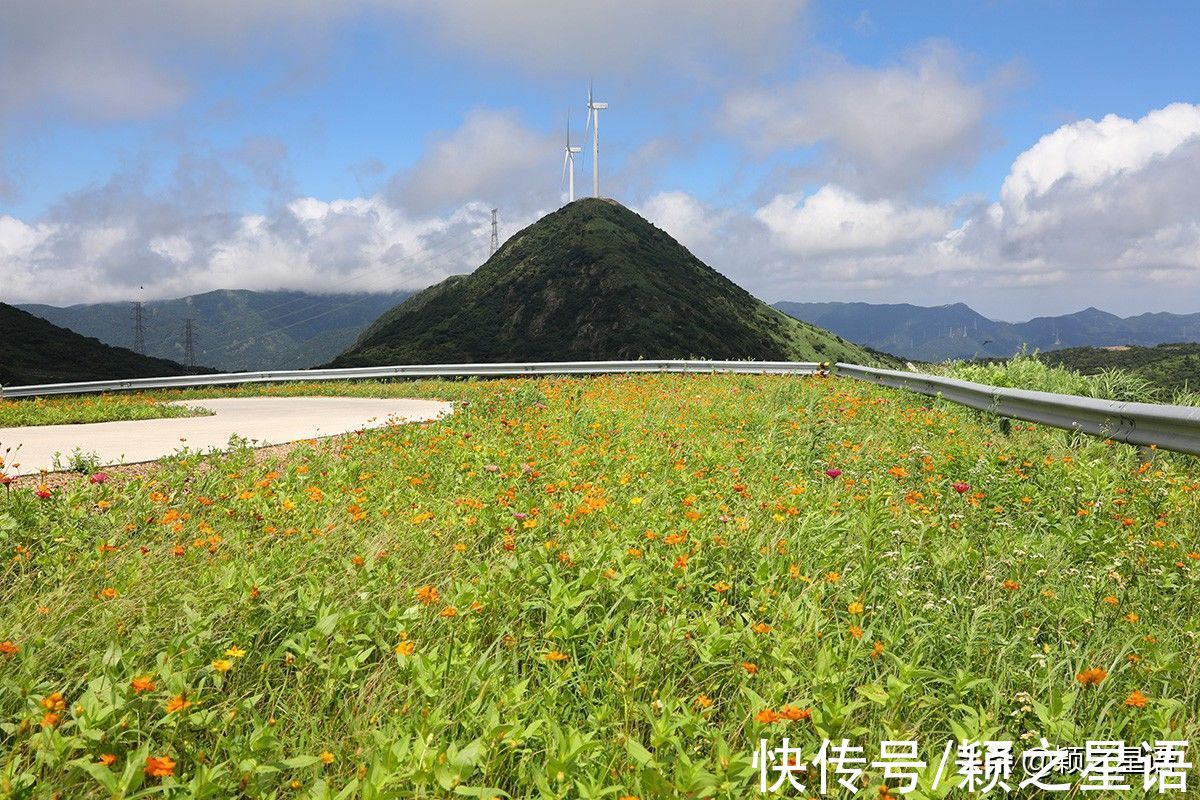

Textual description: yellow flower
[211,659,233,673]
[320,751,335,765]
[847,601,864,614]
[224,646,247,658]
[544,650,569,662]
[394,640,416,656]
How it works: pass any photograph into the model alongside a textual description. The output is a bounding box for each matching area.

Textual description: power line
[490,208,499,255]
[184,318,195,369]
[132,302,146,355]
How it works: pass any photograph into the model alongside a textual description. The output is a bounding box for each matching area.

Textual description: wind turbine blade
[563,151,569,186]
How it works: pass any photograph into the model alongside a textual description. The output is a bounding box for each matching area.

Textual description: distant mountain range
[1,302,203,387]
[333,199,891,367]
[774,301,1200,362]
[19,289,410,372]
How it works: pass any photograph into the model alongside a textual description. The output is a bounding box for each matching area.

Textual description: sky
[1,1,1198,321]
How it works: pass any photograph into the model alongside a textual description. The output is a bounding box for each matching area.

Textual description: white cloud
[408,0,805,75]
[387,109,559,214]
[721,44,992,194]
[754,186,951,257]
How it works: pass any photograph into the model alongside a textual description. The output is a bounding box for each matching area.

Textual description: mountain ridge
[776,300,1200,361]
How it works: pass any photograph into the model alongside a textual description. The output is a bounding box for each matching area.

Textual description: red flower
[35,487,52,500]
[951,482,971,494]
[825,469,842,479]
[89,472,110,484]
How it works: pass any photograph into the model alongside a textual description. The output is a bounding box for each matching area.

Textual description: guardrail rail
[836,363,1200,457]
[0,360,826,399]
[4,359,1199,457]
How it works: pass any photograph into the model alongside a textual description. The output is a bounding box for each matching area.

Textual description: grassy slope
[335,199,889,367]
[0,303,202,387]
[1,373,1196,796]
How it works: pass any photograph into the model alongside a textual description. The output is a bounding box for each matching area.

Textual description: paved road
[0,396,452,476]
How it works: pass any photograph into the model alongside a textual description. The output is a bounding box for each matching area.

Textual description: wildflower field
[1,373,1198,798]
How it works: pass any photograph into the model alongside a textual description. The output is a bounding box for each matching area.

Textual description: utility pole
[133,302,146,355]
[490,208,499,255]
[184,318,195,370]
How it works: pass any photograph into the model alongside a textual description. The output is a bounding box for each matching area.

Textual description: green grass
[2,373,1198,797]
[0,395,211,428]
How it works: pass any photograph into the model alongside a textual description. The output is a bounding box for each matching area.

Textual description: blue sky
[2,1,1199,318]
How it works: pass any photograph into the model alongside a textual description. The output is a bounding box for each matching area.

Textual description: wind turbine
[563,112,582,202]
[585,82,608,198]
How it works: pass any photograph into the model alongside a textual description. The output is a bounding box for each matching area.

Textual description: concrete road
[0,396,452,476]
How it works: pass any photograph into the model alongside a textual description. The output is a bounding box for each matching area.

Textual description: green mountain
[19,289,411,372]
[0,302,202,387]
[1038,343,1200,395]
[777,300,1200,362]
[333,199,888,367]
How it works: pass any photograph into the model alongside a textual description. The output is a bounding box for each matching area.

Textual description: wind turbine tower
[563,113,583,202]
[586,83,608,198]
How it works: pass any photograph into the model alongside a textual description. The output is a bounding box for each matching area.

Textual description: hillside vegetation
[0,303,201,388]
[335,199,888,367]
[2,373,1197,796]
[20,290,411,372]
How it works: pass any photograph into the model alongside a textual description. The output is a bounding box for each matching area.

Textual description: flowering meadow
[1,373,1198,798]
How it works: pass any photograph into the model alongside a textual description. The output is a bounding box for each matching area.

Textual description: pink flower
[825,469,842,479]
[952,482,971,494]
[484,465,499,473]
[512,512,528,520]
[89,472,109,484]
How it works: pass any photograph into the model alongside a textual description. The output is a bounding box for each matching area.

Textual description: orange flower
[871,641,885,659]
[1001,580,1020,591]
[752,622,772,635]
[713,581,731,593]
[320,751,335,765]
[1124,612,1140,623]
[544,650,569,662]
[695,694,713,709]
[100,587,118,600]
[1076,667,1107,686]
[439,606,458,618]
[40,692,65,710]
[394,640,416,656]
[98,754,117,766]
[415,585,441,605]
[779,705,810,721]
[0,641,18,656]
[166,695,192,714]
[849,624,864,640]
[742,661,758,674]
[39,712,60,728]
[1124,690,1149,708]
[131,675,156,693]
[145,755,176,778]
[825,571,840,583]
[756,708,780,724]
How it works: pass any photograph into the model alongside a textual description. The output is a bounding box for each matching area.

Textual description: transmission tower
[132,302,146,355]
[490,208,499,255]
[184,318,195,370]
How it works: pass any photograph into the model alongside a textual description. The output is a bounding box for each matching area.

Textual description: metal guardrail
[0,360,826,399]
[5,359,1200,457]
[836,363,1200,456]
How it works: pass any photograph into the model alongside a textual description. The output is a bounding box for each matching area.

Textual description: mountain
[332,199,889,367]
[0,302,203,387]
[775,301,1200,362]
[19,289,411,372]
